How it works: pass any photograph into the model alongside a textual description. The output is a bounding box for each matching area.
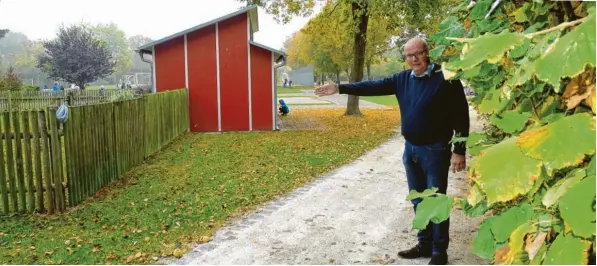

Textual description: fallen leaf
[145,237,150,242]
[66,247,73,255]
[92,246,101,253]
[30,246,36,250]
[44,251,53,257]
[173,249,183,258]
[153,256,159,261]
[199,236,210,243]
[130,202,135,206]
[144,198,148,202]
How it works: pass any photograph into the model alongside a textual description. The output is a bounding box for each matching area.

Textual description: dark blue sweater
[339,64,470,155]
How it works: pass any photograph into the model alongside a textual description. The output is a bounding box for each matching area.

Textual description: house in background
[138,5,286,132]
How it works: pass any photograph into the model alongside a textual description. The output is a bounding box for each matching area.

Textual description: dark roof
[138,5,259,53]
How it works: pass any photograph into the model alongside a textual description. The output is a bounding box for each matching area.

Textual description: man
[314,38,469,265]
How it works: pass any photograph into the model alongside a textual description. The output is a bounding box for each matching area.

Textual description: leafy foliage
[37,24,115,89]
[411,0,596,264]
[0,66,23,91]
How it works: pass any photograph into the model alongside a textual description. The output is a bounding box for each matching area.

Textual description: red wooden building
[138,5,286,132]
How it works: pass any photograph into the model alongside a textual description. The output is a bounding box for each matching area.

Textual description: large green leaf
[469,0,492,21]
[429,45,445,60]
[490,203,534,243]
[542,168,585,208]
[558,175,596,238]
[535,8,596,90]
[412,194,454,230]
[543,233,591,265]
[469,137,542,205]
[472,217,497,260]
[466,132,488,147]
[490,111,532,133]
[444,30,525,72]
[478,91,503,114]
[406,187,438,201]
[517,113,596,174]
[431,16,464,45]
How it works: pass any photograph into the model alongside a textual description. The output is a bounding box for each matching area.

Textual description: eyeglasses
[405,50,428,60]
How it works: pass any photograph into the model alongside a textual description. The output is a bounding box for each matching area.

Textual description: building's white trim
[152,46,157,93]
[216,23,222,132]
[247,13,252,131]
[184,34,189,89]
[271,52,275,130]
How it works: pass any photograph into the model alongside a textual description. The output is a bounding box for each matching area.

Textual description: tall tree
[242,0,455,115]
[90,23,132,77]
[37,25,115,89]
[129,35,154,73]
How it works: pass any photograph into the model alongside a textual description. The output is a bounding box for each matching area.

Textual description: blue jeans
[403,140,451,255]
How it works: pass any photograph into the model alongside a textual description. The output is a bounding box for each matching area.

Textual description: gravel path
[165,109,488,265]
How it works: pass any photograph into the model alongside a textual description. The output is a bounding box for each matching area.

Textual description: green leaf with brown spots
[517,113,596,174]
[534,7,596,90]
[468,137,542,205]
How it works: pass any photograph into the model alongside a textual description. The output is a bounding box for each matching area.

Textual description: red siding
[250,45,273,131]
[187,26,219,132]
[155,37,185,92]
[218,14,249,131]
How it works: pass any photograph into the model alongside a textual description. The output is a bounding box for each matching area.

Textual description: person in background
[278,99,290,116]
[44,84,48,90]
[289,78,293,88]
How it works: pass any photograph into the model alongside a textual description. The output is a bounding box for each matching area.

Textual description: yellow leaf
[199,236,210,243]
[145,237,150,242]
[173,249,183,258]
[130,202,135,206]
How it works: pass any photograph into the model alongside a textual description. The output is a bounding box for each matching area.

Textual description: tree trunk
[345,1,369,116]
[321,73,324,85]
[336,70,340,85]
[366,61,371,81]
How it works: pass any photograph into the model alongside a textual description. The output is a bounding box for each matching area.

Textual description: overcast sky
[0,0,319,49]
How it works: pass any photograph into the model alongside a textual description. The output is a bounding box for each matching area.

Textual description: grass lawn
[360,95,398,106]
[0,108,401,265]
[277,85,313,94]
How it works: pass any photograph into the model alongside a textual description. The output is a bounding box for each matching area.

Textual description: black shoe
[428,253,448,265]
[397,244,432,259]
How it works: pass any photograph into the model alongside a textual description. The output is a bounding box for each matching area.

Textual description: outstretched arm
[314,75,397,97]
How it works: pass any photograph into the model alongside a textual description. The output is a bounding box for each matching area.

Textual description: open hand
[314,83,339,96]
[451,153,466,173]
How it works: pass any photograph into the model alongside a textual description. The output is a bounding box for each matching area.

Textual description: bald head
[404,38,429,51]
[404,38,430,75]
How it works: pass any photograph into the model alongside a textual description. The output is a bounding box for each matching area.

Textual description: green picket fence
[0,89,189,214]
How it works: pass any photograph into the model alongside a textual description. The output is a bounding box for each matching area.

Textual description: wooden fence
[0,89,145,112]
[0,89,189,214]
